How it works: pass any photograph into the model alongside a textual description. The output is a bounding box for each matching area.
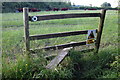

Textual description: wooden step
[46,47,72,69]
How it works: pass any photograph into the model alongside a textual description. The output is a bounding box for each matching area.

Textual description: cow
[53,8,59,11]
[61,8,69,11]
[16,8,41,12]
[17,8,23,12]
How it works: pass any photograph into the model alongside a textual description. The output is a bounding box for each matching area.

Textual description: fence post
[95,9,106,53]
[23,7,30,52]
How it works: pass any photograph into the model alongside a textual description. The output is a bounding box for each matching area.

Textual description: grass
[2,10,119,79]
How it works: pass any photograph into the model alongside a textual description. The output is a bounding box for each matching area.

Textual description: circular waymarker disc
[32,16,38,21]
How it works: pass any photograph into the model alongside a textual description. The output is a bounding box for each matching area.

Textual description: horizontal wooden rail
[30,41,86,51]
[29,13,101,21]
[29,29,97,40]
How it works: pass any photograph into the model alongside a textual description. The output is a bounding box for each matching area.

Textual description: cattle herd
[16,8,69,12]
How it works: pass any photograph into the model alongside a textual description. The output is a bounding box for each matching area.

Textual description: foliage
[67,47,118,79]
[2,54,33,79]
[72,6,117,10]
[101,2,112,9]
[2,2,71,13]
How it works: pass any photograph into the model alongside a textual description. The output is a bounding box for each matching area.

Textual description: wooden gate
[23,8,106,53]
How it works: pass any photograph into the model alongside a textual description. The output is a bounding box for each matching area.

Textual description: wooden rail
[29,30,97,40]
[29,13,101,21]
[30,41,86,51]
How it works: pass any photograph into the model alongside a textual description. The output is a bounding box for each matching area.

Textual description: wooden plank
[30,41,86,52]
[46,47,72,69]
[29,13,101,21]
[29,30,97,40]
[95,9,106,53]
[23,7,30,52]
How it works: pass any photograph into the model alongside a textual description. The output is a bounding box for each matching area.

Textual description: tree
[2,2,71,13]
[101,2,111,8]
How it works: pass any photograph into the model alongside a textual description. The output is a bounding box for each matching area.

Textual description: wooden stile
[23,7,106,54]
[23,8,106,69]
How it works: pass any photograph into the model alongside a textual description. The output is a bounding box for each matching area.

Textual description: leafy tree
[101,2,111,9]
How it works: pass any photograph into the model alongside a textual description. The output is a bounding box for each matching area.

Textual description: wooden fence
[23,8,106,53]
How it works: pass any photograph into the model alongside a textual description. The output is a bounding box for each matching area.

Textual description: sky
[70,0,118,7]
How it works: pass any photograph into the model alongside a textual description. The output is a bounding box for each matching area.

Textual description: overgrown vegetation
[2,10,119,79]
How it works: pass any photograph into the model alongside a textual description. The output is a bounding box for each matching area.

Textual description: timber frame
[23,7,106,53]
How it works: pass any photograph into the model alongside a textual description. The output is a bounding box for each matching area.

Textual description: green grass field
[2,10,119,79]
